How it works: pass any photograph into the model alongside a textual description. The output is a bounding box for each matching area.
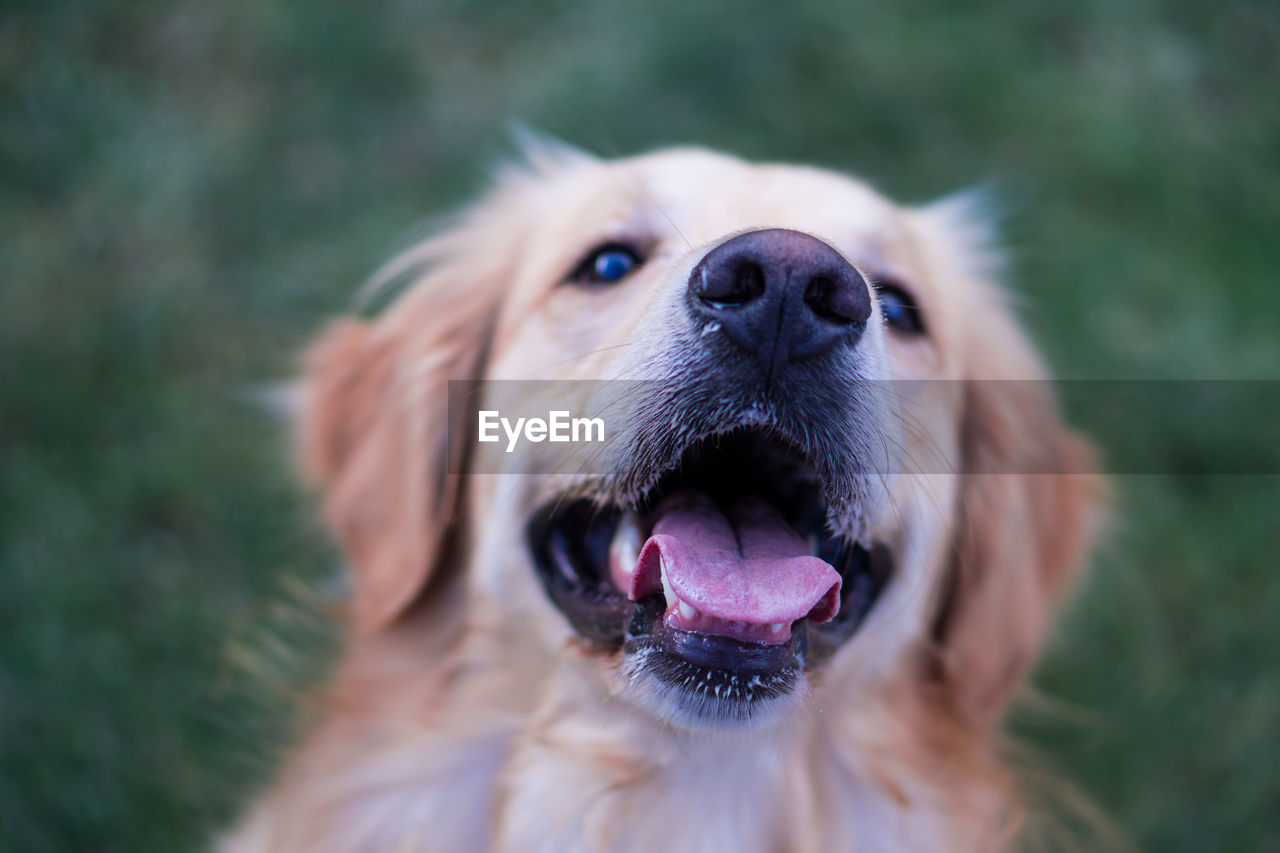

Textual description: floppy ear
[299,265,502,630]
[929,310,1104,726]
[297,138,597,630]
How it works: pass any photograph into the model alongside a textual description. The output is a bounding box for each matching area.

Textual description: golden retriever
[223,139,1102,852]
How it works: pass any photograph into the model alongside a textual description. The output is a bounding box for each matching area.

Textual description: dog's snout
[688,229,871,374]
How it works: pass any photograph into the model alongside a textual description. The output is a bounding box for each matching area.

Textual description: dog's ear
[299,267,501,630]
[296,143,596,630]
[929,307,1104,726]
[904,195,1104,726]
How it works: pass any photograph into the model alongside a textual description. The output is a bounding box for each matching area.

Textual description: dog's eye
[875,282,926,336]
[569,243,643,286]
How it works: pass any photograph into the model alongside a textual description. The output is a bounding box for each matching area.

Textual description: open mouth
[526,428,893,727]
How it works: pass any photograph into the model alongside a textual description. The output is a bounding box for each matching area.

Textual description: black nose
[688,229,871,377]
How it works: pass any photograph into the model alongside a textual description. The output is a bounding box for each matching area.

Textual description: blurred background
[3,0,1278,849]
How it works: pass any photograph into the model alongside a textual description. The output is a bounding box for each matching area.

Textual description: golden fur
[223,141,1103,852]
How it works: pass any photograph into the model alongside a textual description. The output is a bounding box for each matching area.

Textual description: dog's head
[299,142,1100,737]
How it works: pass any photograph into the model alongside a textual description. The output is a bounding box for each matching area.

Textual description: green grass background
[3,1,1278,849]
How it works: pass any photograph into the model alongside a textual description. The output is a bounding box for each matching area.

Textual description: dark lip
[622,595,806,725]
[625,594,804,674]
[524,425,894,722]
[525,500,631,646]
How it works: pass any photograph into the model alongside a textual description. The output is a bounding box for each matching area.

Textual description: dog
[223,139,1102,852]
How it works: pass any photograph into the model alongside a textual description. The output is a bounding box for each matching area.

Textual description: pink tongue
[629,492,841,625]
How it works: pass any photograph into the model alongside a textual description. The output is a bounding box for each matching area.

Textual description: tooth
[660,556,677,608]
[610,513,641,578]
[678,600,696,620]
[770,623,785,634]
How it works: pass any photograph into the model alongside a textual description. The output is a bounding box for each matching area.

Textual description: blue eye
[876,282,926,335]
[594,249,635,281]
[570,243,643,286]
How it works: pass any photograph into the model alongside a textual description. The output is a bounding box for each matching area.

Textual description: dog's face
[301,144,1099,736]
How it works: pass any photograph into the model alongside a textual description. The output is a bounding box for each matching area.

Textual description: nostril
[697,260,766,309]
[804,272,868,325]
